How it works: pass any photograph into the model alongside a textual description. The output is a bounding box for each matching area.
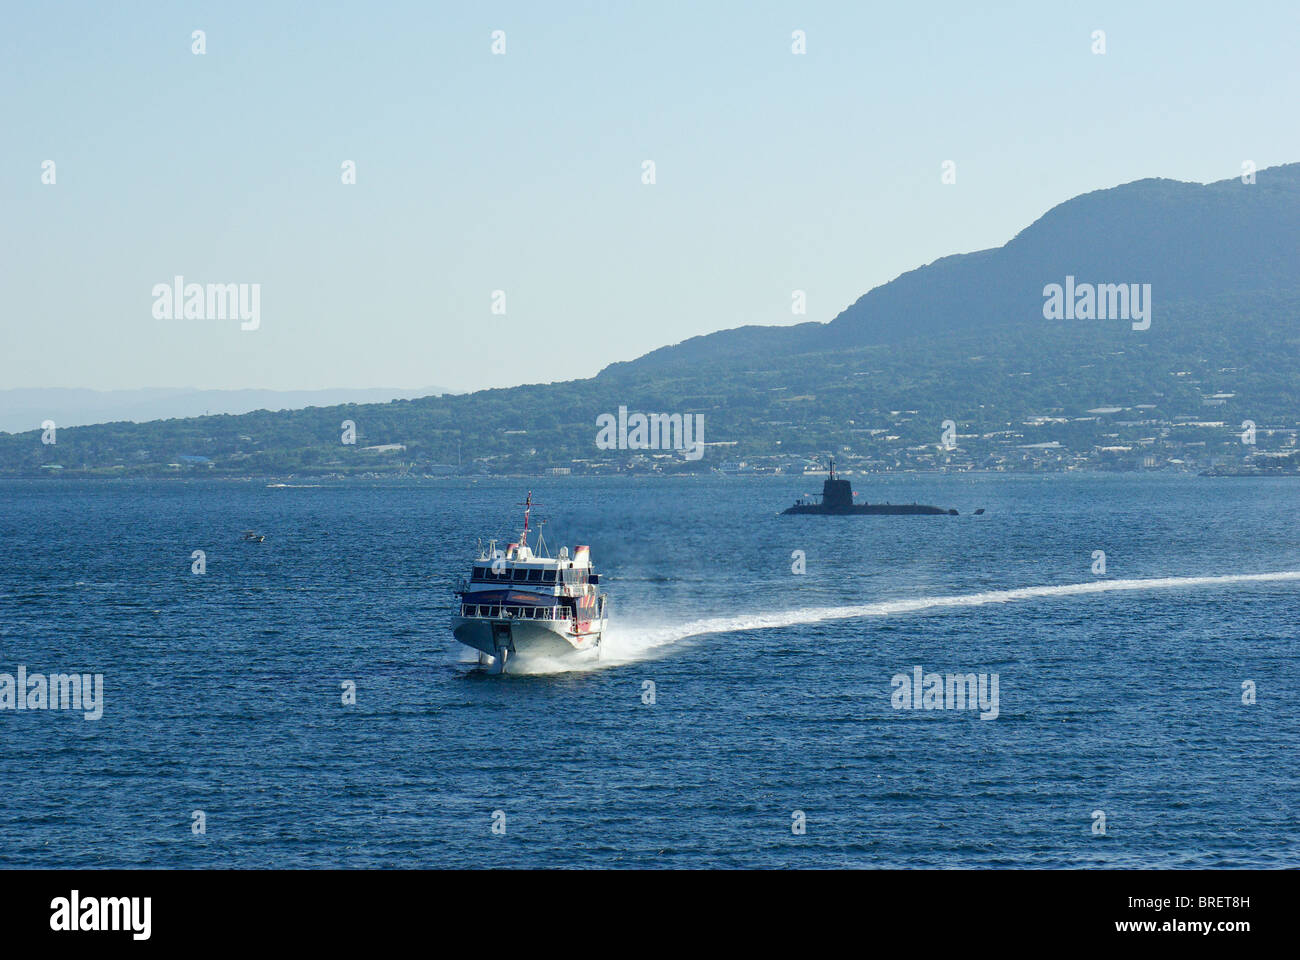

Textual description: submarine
[781,460,959,516]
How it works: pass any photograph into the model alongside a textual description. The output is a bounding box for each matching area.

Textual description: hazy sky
[4,1,1298,394]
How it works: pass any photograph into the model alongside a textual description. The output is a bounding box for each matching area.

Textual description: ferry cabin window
[542,570,556,584]
[472,566,488,580]
[527,569,543,582]
[512,569,529,582]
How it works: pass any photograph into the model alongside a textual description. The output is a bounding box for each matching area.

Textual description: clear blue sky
[4,1,1298,394]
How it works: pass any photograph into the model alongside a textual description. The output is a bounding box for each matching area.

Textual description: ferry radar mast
[517,491,535,551]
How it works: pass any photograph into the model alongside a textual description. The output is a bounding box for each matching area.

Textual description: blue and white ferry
[451,493,609,673]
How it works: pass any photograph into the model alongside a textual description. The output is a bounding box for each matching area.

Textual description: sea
[0,473,1296,868]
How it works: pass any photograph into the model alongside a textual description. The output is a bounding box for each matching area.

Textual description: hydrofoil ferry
[451,493,609,674]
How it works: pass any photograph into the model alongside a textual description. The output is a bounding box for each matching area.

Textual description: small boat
[451,493,608,674]
[241,530,266,542]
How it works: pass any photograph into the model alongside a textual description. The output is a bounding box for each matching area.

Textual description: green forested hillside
[3,292,1297,477]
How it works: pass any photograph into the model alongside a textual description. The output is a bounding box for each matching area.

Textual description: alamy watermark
[50,891,150,940]
[595,406,705,460]
[1,665,103,720]
[891,665,999,720]
[152,276,260,330]
[1042,275,1151,330]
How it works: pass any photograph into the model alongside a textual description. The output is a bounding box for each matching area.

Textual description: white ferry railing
[459,604,571,620]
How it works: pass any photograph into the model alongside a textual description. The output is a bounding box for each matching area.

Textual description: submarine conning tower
[822,459,855,509]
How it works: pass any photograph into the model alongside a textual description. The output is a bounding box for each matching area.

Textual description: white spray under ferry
[451,493,609,673]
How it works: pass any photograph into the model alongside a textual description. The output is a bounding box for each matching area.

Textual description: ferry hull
[452,615,604,666]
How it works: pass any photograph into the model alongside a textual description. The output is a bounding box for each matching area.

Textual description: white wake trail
[596,569,1300,668]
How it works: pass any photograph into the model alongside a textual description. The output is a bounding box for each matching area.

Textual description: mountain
[2,165,1298,477]
[0,387,447,435]
[602,164,1300,375]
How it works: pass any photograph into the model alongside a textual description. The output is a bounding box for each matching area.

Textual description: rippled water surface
[0,474,1297,867]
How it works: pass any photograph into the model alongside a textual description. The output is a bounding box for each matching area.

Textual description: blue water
[0,474,1297,868]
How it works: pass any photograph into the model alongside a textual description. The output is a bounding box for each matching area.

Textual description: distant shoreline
[1,469,1295,484]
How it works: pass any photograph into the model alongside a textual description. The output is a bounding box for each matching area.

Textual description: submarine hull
[781,503,957,516]
[782,460,960,516]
